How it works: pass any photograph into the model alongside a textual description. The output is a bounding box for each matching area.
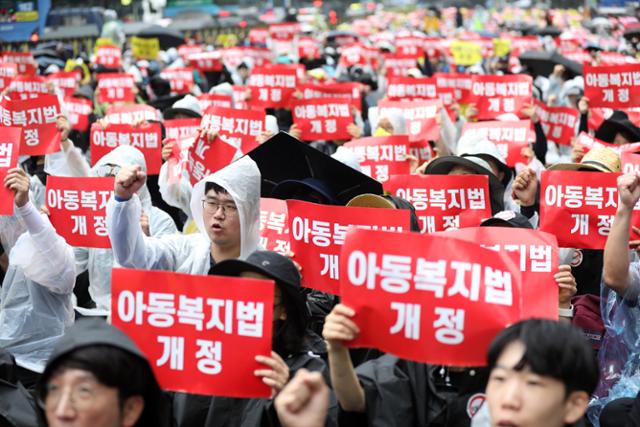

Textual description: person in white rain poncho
[0,168,75,387]
[107,155,261,273]
[66,145,178,315]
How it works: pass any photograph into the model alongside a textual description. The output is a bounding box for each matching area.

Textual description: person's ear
[121,395,144,427]
[563,391,589,424]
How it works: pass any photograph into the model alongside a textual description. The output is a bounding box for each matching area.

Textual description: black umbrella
[531,26,562,37]
[518,50,582,78]
[136,25,185,50]
[246,132,383,205]
[623,27,640,40]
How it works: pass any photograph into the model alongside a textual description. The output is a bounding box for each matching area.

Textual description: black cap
[480,210,533,229]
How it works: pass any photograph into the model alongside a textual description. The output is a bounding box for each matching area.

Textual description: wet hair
[204,182,229,196]
[40,345,161,427]
[487,319,599,397]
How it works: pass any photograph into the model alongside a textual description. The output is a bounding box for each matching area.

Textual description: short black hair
[487,319,599,397]
[40,345,161,427]
[205,182,229,195]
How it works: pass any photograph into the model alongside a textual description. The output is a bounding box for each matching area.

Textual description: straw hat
[548,147,620,173]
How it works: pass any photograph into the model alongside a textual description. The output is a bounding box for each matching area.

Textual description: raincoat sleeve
[149,206,178,237]
[0,214,26,256]
[74,247,89,275]
[158,162,194,218]
[62,143,91,177]
[9,201,75,294]
[106,195,180,271]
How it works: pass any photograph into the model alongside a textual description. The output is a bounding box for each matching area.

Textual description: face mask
[374,127,392,137]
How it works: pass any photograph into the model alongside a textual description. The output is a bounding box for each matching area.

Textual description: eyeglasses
[202,198,238,216]
[41,382,102,411]
[95,164,121,178]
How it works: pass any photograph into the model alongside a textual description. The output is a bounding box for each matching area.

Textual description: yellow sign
[131,37,160,60]
[94,37,116,54]
[493,39,512,58]
[15,11,38,22]
[450,41,482,66]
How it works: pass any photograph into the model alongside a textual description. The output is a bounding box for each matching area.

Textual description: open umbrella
[136,25,184,50]
[246,132,383,205]
[623,27,640,40]
[518,50,582,78]
[531,26,563,37]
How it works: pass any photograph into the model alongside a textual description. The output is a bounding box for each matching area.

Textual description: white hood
[189,156,261,259]
[92,145,153,212]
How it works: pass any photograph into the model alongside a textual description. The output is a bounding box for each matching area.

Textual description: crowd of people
[5,4,640,427]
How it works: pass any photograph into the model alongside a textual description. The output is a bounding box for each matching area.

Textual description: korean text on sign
[376,99,441,142]
[0,127,22,215]
[292,98,353,141]
[385,174,492,233]
[259,198,290,255]
[539,170,640,249]
[468,75,532,120]
[46,176,114,248]
[0,93,61,156]
[460,120,531,167]
[342,136,411,183]
[439,227,558,320]
[111,268,274,398]
[90,123,163,174]
[339,227,522,366]
[584,63,640,109]
[247,65,298,109]
[287,200,411,295]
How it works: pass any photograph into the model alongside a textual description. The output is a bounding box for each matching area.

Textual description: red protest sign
[64,97,93,132]
[287,200,411,295]
[269,22,300,41]
[187,135,238,186]
[2,52,36,75]
[377,99,441,142]
[298,37,321,59]
[339,227,522,366]
[7,75,49,98]
[584,63,640,108]
[410,140,435,163]
[461,120,530,167]
[111,268,274,398]
[165,118,201,141]
[434,72,473,103]
[342,136,410,183]
[385,174,492,233]
[539,170,640,249]
[574,132,640,155]
[622,151,640,174]
[0,94,62,156]
[90,123,162,174]
[104,104,161,125]
[299,83,362,112]
[177,44,203,59]
[292,98,353,141]
[46,176,114,248]
[248,65,298,109]
[166,136,195,185]
[186,52,223,73]
[201,106,265,153]
[221,47,272,70]
[249,28,270,45]
[96,73,135,104]
[259,198,290,255]
[535,101,579,146]
[0,62,17,90]
[197,93,233,111]
[160,67,195,95]
[48,71,79,98]
[387,77,439,101]
[94,46,122,69]
[440,227,558,320]
[383,54,419,77]
[0,127,21,215]
[396,36,427,58]
[469,75,532,120]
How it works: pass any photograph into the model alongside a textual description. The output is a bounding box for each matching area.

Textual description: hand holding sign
[555,265,577,308]
[3,168,29,207]
[255,351,290,397]
[115,165,147,200]
[322,304,359,352]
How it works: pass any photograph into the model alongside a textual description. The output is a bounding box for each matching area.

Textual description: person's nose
[500,379,523,412]
[213,205,226,219]
[52,389,77,420]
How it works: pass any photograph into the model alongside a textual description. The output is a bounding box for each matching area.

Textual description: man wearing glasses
[106,156,262,274]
